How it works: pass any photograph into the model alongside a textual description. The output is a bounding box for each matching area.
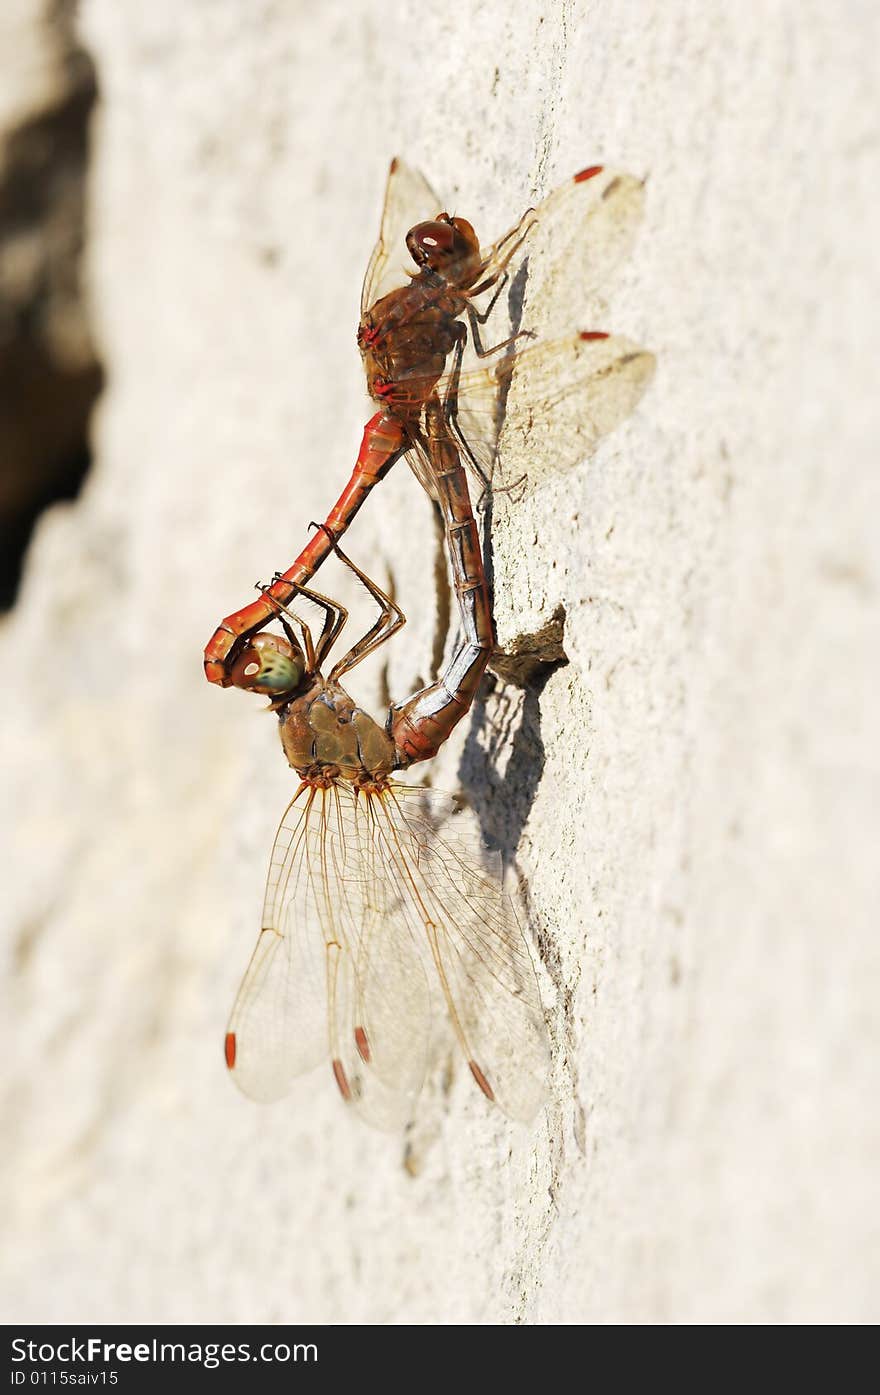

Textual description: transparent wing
[376,785,550,1122]
[473,165,647,336]
[486,331,656,491]
[225,780,549,1126]
[225,782,430,1126]
[397,332,655,498]
[225,788,328,1101]
[325,788,432,1130]
[360,157,442,317]
[375,166,652,491]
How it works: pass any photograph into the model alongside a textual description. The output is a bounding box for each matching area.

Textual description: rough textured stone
[1,0,876,1323]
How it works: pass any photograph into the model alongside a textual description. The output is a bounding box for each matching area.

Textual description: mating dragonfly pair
[206,158,654,1128]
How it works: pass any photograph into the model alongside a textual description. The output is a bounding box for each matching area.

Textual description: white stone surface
[0,1,62,131]
[2,0,877,1324]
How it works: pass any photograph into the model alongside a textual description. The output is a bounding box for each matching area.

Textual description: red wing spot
[224,1032,237,1070]
[579,330,610,341]
[332,1059,352,1101]
[354,1026,371,1063]
[390,156,399,174]
[574,164,604,183]
[469,1060,495,1102]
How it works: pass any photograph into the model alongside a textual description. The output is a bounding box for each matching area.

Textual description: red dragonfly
[205,158,654,766]
[224,526,549,1127]
[216,160,653,1123]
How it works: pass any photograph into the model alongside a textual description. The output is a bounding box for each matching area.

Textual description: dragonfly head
[228,632,306,699]
[406,214,482,288]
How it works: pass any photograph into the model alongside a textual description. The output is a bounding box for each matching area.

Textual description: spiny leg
[268,568,350,673]
[465,245,537,360]
[466,212,536,300]
[440,329,493,500]
[464,265,535,360]
[440,332,484,480]
[256,581,324,673]
[321,530,406,682]
[466,301,534,360]
[456,298,533,506]
[468,270,510,328]
[442,345,528,508]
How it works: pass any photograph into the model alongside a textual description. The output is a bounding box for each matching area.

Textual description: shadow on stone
[459,609,568,865]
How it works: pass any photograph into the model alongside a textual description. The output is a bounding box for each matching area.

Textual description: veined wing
[363,162,652,491]
[225,780,431,1128]
[397,332,655,499]
[324,785,433,1129]
[225,787,326,1100]
[473,165,647,337]
[362,162,645,337]
[226,781,550,1126]
[488,330,655,490]
[360,157,442,317]
[373,785,550,1123]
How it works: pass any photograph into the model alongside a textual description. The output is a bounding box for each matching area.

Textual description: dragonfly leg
[466,304,534,360]
[468,211,536,299]
[324,531,406,682]
[269,563,355,674]
[438,329,492,500]
[255,580,340,674]
[464,265,537,358]
[390,395,494,767]
[204,410,407,686]
[467,269,510,327]
[255,580,316,669]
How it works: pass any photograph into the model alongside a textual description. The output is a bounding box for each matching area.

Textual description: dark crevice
[489,603,567,687]
[0,9,102,609]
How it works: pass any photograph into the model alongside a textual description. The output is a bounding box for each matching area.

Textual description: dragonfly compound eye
[406,219,455,269]
[406,216,481,286]
[228,633,305,696]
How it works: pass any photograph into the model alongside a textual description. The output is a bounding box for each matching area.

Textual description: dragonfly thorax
[358,282,463,419]
[279,679,397,783]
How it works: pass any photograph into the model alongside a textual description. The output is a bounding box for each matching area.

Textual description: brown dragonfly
[223,526,549,1127]
[205,158,655,767]
[215,160,653,1124]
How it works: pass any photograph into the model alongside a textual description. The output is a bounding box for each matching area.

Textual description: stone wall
[2,0,876,1323]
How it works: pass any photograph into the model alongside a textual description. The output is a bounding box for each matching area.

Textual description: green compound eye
[229,634,305,696]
